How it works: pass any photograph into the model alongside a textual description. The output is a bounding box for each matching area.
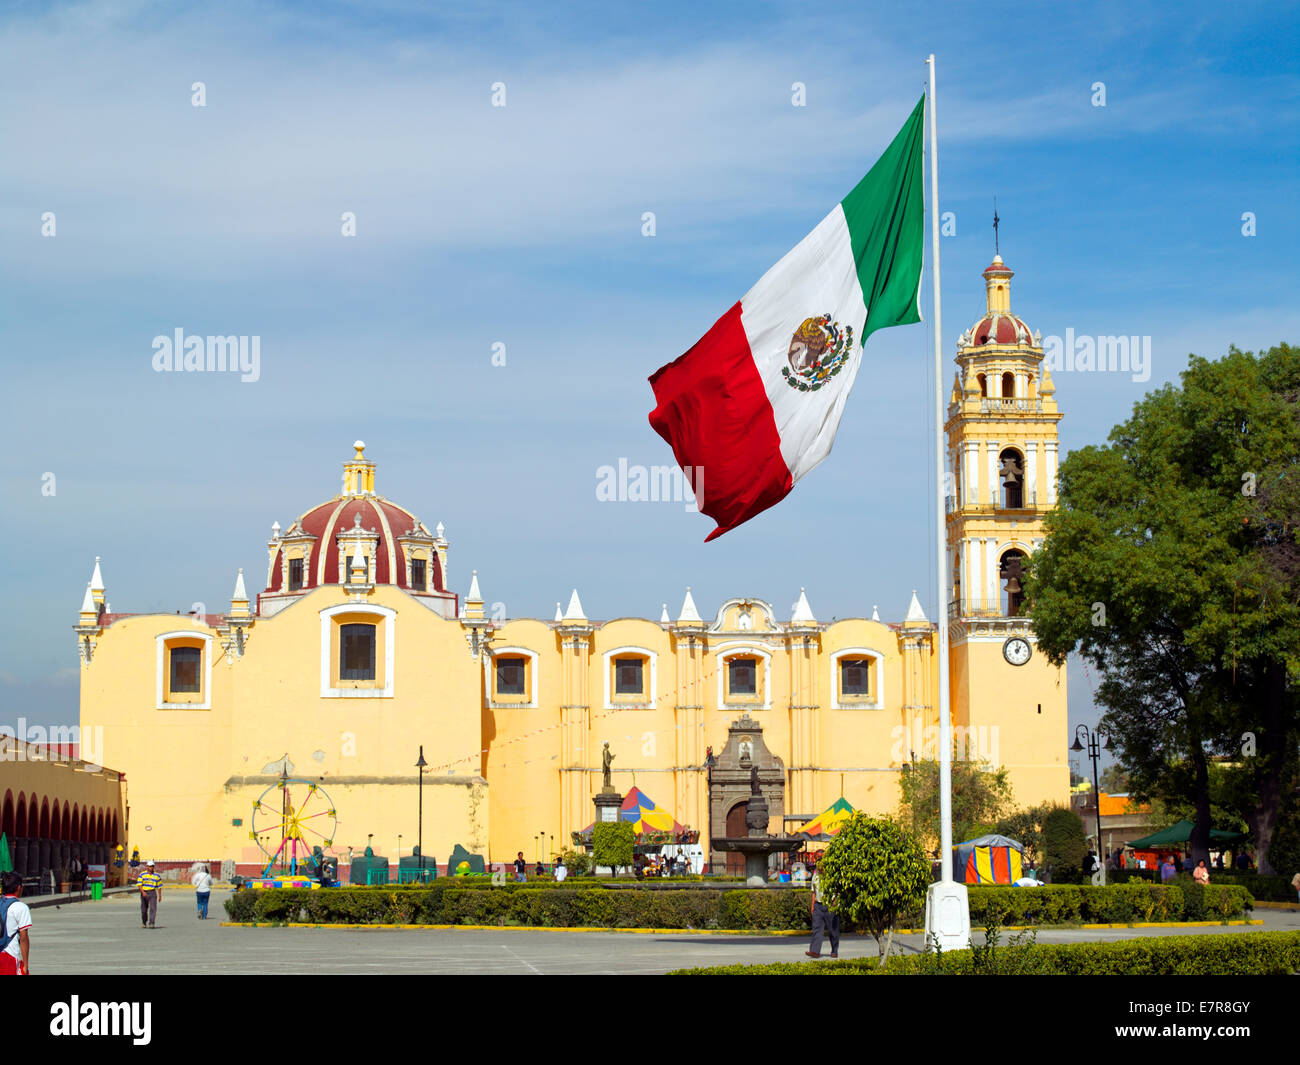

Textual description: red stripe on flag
[648,302,793,541]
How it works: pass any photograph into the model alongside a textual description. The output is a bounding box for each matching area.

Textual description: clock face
[1003,637,1032,666]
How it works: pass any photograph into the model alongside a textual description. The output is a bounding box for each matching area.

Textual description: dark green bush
[671,931,1300,975]
[1042,806,1087,882]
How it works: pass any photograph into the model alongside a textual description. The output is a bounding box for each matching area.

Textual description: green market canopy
[1126,820,1247,850]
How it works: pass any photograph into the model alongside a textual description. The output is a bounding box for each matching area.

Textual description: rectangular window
[614,657,644,695]
[344,555,353,584]
[170,647,201,693]
[841,659,871,696]
[339,624,376,680]
[496,657,526,695]
[411,558,427,591]
[289,558,303,592]
[728,657,757,696]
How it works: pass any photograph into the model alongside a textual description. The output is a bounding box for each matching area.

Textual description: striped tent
[794,798,856,839]
[952,834,1024,885]
[619,787,684,834]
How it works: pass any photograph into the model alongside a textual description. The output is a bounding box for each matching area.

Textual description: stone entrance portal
[708,714,785,874]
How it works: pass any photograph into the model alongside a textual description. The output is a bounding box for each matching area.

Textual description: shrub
[670,931,1300,976]
[592,822,634,871]
[1041,806,1087,882]
[819,814,931,959]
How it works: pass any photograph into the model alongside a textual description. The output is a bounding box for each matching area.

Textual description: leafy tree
[1028,345,1300,873]
[818,814,931,959]
[995,801,1056,868]
[592,822,634,873]
[898,757,1014,853]
[1042,806,1087,883]
[1098,765,1130,793]
[557,847,592,876]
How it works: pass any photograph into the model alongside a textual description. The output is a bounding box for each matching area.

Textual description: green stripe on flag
[839,94,927,344]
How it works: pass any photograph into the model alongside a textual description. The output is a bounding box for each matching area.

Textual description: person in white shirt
[1,872,32,976]
[191,864,213,919]
[554,858,568,883]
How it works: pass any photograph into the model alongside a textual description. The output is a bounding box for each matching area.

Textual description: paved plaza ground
[21,890,1300,975]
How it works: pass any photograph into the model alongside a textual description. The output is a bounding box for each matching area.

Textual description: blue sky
[2,1,1297,777]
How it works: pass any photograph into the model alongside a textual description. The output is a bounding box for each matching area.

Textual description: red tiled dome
[968,313,1034,346]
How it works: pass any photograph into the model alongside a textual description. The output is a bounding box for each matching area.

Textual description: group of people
[638,852,690,877]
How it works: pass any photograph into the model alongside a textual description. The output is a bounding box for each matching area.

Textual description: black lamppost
[416,746,428,882]
[1071,725,1110,884]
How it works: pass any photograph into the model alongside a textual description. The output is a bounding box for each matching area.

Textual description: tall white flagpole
[923,53,971,952]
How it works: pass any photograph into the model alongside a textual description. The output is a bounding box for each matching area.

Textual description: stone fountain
[711,765,806,886]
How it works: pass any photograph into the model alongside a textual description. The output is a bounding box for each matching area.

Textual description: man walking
[138,860,163,928]
[805,861,839,960]
[191,863,212,919]
[0,872,31,976]
[513,851,526,883]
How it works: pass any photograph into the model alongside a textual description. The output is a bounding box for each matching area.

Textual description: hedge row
[672,931,1300,976]
[225,884,814,929]
[956,883,1252,925]
[1108,867,1295,901]
[225,881,1251,928]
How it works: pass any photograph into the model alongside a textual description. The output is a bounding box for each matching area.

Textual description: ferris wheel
[250,772,337,878]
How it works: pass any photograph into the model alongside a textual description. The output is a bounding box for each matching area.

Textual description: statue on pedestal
[601,742,615,792]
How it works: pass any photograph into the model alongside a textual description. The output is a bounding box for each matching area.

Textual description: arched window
[1026,373,1036,399]
[1002,371,1015,398]
[1000,549,1027,616]
[977,373,987,397]
[999,448,1025,509]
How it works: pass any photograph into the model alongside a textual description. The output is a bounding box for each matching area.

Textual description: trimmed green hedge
[225,883,814,929]
[952,883,1252,925]
[226,881,1251,928]
[672,931,1300,975]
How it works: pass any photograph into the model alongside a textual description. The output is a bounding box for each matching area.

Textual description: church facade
[76,258,1068,871]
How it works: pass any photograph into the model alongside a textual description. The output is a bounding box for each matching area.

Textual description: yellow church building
[76,257,1068,873]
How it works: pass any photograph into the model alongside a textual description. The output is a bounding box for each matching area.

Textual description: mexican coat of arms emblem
[781,314,854,392]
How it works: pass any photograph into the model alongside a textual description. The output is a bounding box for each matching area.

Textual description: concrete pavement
[24,889,1300,975]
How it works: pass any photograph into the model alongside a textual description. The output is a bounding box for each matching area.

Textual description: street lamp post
[1071,725,1110,885]
[704,746,717,876]
[416,746,427,883]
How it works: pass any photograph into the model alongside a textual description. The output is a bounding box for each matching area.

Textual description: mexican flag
[648,95,926,541]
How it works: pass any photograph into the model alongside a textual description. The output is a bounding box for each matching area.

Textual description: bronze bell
[1004,574,1022,595]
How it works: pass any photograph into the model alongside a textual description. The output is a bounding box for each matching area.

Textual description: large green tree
[1028,345,1300,873]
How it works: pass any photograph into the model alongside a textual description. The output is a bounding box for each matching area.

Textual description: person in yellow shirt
[138,861,163,929]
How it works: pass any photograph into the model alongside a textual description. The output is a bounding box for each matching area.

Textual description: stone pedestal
[593,789,623,825]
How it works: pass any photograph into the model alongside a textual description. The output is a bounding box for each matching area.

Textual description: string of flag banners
[424,657,740,775]
[424,652,864,776]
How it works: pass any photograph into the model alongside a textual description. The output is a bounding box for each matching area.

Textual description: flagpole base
[924,881,971,953]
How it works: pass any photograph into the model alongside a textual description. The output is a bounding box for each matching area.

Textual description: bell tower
[945,250,1069,808]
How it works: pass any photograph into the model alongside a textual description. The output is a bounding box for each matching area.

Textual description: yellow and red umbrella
[619,787,684,834]
[795,797,855,839]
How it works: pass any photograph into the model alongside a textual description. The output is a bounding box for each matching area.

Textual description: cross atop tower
[993,199,1000,257]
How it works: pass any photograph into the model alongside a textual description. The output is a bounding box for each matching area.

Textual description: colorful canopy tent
[1126,820,1246,850]
[952,834,1024,885]
[619,787,684,834]
[794,797,856,839]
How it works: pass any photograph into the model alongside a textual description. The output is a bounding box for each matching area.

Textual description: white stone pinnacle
[467,570,482,602]
[231,569,247,602]
[90,557,104,592]
[677,587,702,624]
[791,587,816,625]
[905,589,928,624]
[564,589,585,621]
